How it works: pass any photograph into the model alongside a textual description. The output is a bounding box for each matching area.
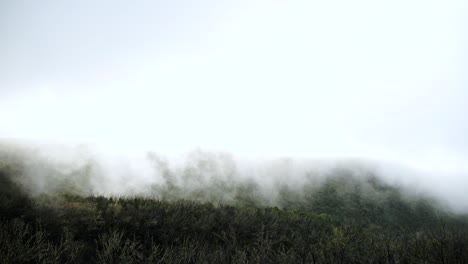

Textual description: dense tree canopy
[1,157,467,263]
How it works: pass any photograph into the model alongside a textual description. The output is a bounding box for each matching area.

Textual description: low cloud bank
[1,139,467,213]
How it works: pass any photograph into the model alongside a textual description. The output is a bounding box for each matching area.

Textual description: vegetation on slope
[1,153,468,263]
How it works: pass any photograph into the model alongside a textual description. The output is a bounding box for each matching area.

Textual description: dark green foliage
[1,161,468,263]
[0,219,85,264]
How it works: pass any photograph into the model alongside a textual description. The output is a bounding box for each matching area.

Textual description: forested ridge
[1,154,468,263]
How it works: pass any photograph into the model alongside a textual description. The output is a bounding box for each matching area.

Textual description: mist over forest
[1,139,465,212]
[2,139,468,263]
[1,0,467,262]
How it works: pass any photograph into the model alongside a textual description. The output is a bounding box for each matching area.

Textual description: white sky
[0,0,467,173]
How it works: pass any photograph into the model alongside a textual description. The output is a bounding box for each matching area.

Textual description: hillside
[1,153,468,264]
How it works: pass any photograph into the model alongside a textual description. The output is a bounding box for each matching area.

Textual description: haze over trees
[1,145,467,263]
[0,0,466,263]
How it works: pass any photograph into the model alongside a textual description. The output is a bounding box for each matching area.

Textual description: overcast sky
[0,0,466,173]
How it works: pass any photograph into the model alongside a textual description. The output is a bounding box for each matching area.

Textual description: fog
[0,140,466,214]
[0,1,467,210]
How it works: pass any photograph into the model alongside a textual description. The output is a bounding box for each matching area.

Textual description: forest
[1,147,468,264]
